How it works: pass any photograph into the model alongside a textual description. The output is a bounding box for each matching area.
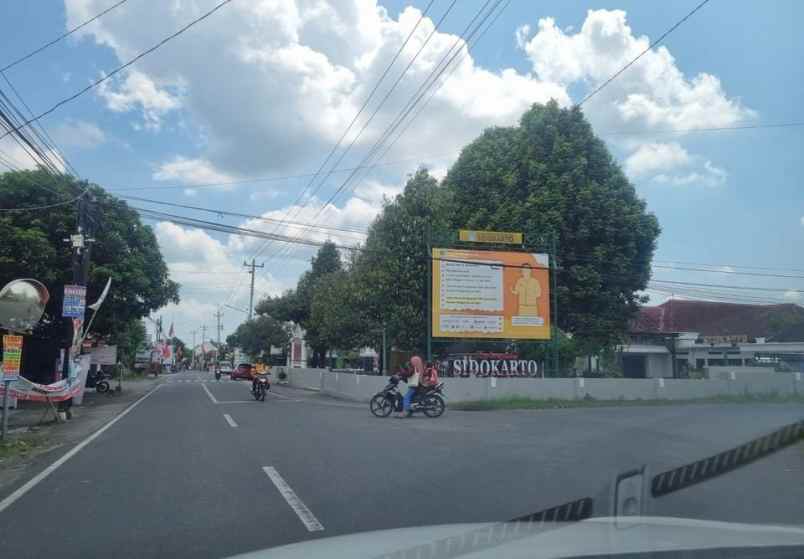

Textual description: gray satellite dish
[0,279,50,333]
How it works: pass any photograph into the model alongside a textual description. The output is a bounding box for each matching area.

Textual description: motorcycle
[88,369,110,393]
[252,375,270,402]
[369,376,446,418]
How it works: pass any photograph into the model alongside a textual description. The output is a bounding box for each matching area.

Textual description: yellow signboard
[432,248,550,340]
[459,230,523,245]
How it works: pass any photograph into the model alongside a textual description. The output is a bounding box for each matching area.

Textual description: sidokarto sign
[442,353,539,377]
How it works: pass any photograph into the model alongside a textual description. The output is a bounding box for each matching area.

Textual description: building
[621,300,804,378]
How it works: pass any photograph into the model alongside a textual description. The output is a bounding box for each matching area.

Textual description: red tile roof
[631,300,804,338]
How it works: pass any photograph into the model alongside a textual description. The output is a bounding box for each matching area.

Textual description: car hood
[229,516,804,559]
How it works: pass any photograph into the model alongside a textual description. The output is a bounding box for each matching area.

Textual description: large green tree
[350,168,451,352]
[226,315,289,360]
[0,170,179,348]
[255,241,342,365]
[444,101,660,350]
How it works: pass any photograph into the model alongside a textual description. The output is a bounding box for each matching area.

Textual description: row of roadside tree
[230,102,661,373]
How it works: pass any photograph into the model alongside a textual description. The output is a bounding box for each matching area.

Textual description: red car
[230,363,254,381]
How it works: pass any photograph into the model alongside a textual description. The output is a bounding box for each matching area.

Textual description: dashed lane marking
[262,466,324,532]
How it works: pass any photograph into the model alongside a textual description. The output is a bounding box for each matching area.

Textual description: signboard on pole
[432,248,550,340]
[459,230,523,245]
[91,345,118,366]
[2,335,23,381]
[62,284,87,319]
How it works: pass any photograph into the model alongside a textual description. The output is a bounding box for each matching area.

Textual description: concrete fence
[277,367,803,404]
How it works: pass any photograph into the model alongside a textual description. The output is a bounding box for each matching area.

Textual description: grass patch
[0,435,45,461]
[452,393,804,411]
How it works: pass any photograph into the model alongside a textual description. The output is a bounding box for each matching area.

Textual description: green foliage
[0,170,179,342]
[116,319,147,367]
[226,315,289,359]
[349,168,450,352]
[308,269,365,352]
[444,101,660,351]
[254,241,343,365]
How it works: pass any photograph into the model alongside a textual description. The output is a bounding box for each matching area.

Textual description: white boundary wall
[277,368,803,404]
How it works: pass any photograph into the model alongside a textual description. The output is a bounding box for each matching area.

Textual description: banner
[62,284,87,319]
[0,356,89,403]
[2,334,23,381]
[432,248,551,340]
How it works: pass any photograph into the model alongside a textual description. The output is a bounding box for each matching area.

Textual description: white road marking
[201,383,219,404]
[0,384,162,514]
[262,466,324,532]
[223,413,238,428]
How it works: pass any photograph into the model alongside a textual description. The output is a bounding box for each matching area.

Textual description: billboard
[432,248,550,340]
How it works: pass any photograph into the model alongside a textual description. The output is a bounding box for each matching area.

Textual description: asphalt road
[0,369,801,558]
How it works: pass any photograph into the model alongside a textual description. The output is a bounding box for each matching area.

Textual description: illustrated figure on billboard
[511,263,541,317]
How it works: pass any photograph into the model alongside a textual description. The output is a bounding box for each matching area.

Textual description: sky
[1,0,802,346]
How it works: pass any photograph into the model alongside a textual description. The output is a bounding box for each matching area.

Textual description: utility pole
[214,307,224,360]
[190,330,197,368]
[200,324,207,368]
[243,258,264,320]
[62,195,95,377]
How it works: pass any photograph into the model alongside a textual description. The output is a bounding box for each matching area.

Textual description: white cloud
[0,136,66,173]
[96,69,182,131]
[51,119,106,149]
[624,142,690,178]
[518,9,752,188]
[519,10,755,131]
[352,179,402,204]
[653,160,727,188]
[624,142,726,187]
[151,221,287,342]
[66,1,570,181]
[153,157,237,187]
[784,290,801,302]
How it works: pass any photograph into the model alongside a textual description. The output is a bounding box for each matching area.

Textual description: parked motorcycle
[88,369,110,393]
[252,375,270,401]
[369,376,446,418]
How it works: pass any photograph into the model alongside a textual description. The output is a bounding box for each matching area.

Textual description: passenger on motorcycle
[251,367,271,394]
[399,355,432,418]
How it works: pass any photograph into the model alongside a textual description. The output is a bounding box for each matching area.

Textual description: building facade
[621,300,804,378]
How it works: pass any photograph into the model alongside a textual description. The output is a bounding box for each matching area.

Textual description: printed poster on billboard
[432,248,551,340]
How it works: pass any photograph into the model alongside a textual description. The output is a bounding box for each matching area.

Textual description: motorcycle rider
[251,364,271,395]
[397,356,424,418]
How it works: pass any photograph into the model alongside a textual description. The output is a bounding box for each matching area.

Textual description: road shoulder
[0,378,161,500]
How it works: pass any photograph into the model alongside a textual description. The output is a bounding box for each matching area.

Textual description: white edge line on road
[201,382,219,404]
[0,383,162,514]
[262,466,324,532]
[223,413,238,428]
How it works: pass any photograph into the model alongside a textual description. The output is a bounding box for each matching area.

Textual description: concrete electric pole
[243,259,265,320]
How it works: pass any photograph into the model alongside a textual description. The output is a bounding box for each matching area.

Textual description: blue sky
[1,1,802,344]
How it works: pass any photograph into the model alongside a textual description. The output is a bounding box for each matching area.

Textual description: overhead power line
[122,194,368,236]
[315,0,504,216]
[0,0,130,73]
[0,0,233,143]
[134,206,804,297]
[248,0,459,267]
[651,279,804,294]
[577,0,711,107]
[652,264,804,280]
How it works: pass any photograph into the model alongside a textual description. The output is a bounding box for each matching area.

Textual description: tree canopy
[226,315,289,360]
[0,170,179,347]
[255,241,343,365]
[444,101,660,350]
